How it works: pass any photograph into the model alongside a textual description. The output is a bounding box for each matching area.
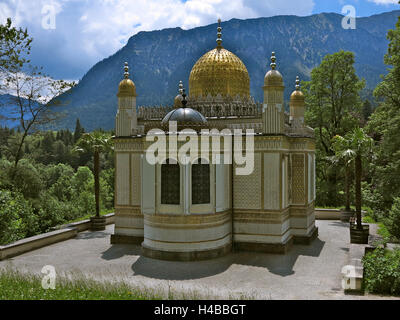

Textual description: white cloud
[367,0,398,4]
[0,0,315,79]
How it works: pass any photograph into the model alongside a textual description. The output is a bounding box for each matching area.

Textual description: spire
[270,52,277,70]
[124,62,130,79]
[216,18,223,48]
[178,80,183,94]
[181,87,187,108]
[295,76,300,91]
[118,61,136,97]
[174,81,184,108]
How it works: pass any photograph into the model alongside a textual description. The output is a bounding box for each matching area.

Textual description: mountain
[0,94,35,128]
[53,10,400,131]
[0,94,17,128]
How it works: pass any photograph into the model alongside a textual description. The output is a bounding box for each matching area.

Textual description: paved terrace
[0,220,397,300]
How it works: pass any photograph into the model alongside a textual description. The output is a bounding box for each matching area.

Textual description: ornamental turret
[262,52,285,134]
[116,62,137,136]
[290,76,305,129]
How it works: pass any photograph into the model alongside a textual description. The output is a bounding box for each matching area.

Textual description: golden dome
[264,70,283,87]
[117,62,136,97]
[118,79,136,97]
[189,20,250,98]
[264,52,283,87]
[290,76,305,102]
[290,90,305,101]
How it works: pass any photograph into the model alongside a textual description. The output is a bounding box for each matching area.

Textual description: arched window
[161,159,180,205]
[192,159,210,205]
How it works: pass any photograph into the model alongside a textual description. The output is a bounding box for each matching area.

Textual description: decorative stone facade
[111,22,317,260]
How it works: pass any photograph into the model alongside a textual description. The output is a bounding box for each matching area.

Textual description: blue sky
[313,0,399,16]
[0,0,398,80]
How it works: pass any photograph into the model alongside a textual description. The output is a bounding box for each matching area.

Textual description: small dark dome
[162,107,207,125]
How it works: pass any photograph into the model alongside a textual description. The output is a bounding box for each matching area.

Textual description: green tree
[367,13,400,212]
[74,132,113,218]
[0,18,32,75]
[328,149,354,211]
[387,198,400,240]
[0,19,75,176]
[4,67,75,174]
[0,190,37,245]
[303,50,365,206]
[332,128,374,229]
[362,99,373,124]
[74,119,84,143]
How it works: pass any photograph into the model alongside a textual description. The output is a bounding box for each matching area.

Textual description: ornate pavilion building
[112,20,317,261]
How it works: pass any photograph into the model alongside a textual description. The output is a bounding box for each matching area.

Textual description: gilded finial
[295,76,300,91]
[270,52,276,70]
[216,18,223,48]
[178,80,183,94]
[124,62,130,79]
[181,88,187,108]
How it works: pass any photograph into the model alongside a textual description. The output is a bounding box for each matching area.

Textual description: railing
[137,96,263,120]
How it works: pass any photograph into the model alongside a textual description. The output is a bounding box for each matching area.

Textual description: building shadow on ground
[128,238,325,281]
[76,231,111,240]
[101,244,142,260]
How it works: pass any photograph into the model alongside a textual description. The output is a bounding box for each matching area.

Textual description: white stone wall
[142,211,232,253]
[116,153,130,206]
[115,214,144,237]
[308,153,316,204]
[131,154,141,206]
[234,215,291,244]
[263,88,284,134]
[116,96,137,136]
[233,153,262,210]
[264,153,280,210]
[141,155,156,214]
[216,155,230,212]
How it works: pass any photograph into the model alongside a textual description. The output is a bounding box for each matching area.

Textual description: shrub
[386,197,400,241]
[0,159,12,189]
[362,182,385,221]
[363,248,400,295]
[101,168,114,209]
[49,175,74,202]
[43,163,74,189]
[9,159,44,199]
[72,166,93,193]
[0,190,37,245]
[72,190,95,217]
[100,177,113,210]
[31,192,66,233]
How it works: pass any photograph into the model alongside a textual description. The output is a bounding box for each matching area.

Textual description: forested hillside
[51,10,400,131]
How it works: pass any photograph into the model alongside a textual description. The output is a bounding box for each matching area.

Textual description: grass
[363,215,392,241]
[0,269,160,300]
[0,269,251,300]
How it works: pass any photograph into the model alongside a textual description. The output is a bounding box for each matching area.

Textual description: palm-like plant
[328,149,355,212]
[73,132,113,218]
[332,128,374,229]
